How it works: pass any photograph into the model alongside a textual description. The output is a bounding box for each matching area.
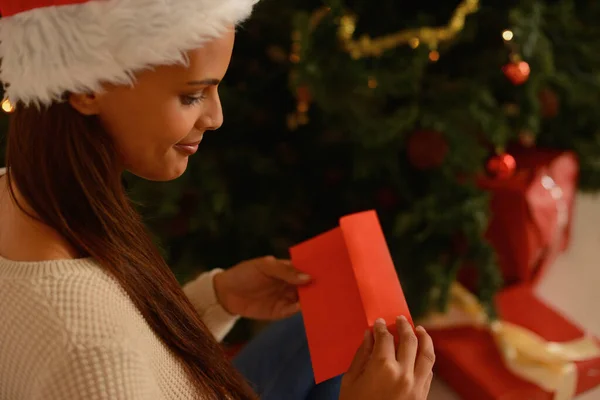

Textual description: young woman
[0,0,435,399]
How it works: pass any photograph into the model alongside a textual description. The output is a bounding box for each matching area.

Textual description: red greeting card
[290,210,412,383]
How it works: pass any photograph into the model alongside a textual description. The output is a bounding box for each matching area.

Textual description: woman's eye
[180,93,207,106]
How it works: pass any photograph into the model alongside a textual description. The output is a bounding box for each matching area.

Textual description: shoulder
[0,258,150,347]
[32,259,151,343]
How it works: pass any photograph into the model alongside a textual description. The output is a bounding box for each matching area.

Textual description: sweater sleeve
[30,342,160,400]
[182,269,240,342]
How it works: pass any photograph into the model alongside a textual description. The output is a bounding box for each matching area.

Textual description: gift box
[462,149,579,288]
[430,284,600,400]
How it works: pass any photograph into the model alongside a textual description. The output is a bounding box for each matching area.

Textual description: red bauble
[502,61,530,85]
[407,130,449,170]
[487,153,517,179]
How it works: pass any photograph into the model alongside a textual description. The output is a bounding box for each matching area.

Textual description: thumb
[261,256,311,285]
[346,330,374,380]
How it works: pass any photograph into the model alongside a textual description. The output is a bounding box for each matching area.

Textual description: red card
[290,210,413,383]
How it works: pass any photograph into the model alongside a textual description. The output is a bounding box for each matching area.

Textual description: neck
[0,173,82,261]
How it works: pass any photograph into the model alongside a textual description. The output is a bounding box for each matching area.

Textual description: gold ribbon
[420,284,600,400]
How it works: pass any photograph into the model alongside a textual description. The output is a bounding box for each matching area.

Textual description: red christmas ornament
[487,153,517,179]
[502,61,530,85]
[407,130,449,170]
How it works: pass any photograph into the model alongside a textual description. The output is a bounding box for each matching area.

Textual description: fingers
[414,326,436,381]
[423,371,434,397]
[372,318,395,361]
[260,256,312,285]
[283,288,299,304]
[346,329,374,380]
[396,315,418,369]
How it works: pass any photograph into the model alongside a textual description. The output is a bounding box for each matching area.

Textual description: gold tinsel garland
[292,0,480,63]
[338,0,480,59]
[288,0,480,129]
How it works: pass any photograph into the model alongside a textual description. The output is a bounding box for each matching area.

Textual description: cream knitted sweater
[0,216,239,399]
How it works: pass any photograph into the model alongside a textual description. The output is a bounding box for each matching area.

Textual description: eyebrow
[187,78,221,86]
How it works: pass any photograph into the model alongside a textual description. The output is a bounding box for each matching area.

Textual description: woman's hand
[213,256,312,320]
[339,316,435,400]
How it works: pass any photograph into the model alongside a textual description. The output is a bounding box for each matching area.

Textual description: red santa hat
[0,0,258,107]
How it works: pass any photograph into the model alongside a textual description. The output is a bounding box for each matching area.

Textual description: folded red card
[290,210,413,383]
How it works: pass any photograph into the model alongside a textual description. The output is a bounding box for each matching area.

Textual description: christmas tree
[2,0,600,318]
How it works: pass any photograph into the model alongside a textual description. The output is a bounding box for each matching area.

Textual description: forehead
[102,29,235,95]
[155,28,236,81]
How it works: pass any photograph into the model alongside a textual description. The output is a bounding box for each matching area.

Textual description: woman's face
[72,28,235,181]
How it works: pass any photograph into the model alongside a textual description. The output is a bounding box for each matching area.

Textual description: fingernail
[397,315,408,323]
[416,325,426,333]
[374,318,387,331]
[297,273,311,281]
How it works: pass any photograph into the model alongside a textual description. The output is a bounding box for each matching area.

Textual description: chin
[128,160,189,182]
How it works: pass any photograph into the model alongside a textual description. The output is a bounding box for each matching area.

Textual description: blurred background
[2,0,600,398]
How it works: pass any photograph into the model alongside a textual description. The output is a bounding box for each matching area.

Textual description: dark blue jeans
[233,313,343,400]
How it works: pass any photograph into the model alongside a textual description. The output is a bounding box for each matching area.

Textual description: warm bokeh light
[1,98,14,113]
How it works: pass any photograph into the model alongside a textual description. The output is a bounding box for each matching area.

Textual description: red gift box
[462,149,579,288]
[430,285,600,400]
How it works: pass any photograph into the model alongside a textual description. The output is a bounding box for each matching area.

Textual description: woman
[0,0,435,399]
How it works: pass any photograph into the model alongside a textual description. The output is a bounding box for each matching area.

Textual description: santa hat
[0,0,259,107]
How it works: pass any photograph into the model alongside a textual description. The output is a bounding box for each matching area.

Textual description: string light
[290,31,302,63]
[502,29,514,41]
[368,77,378,89]
[1,98,14,113]
[409,38,420,49]
[429,50,440,62]
[297,102,309,113]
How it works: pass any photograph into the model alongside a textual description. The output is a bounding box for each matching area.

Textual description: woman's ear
[68,92,102,115]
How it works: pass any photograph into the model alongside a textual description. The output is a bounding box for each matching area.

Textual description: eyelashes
[180,93,208,107]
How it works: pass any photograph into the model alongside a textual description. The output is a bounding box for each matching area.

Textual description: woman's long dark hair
[5,101,257,400]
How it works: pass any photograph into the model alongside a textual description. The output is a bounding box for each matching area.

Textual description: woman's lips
[174,136,203,156]
[174,143,199,155]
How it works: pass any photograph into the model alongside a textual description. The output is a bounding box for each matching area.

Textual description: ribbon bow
[421,284,600,400]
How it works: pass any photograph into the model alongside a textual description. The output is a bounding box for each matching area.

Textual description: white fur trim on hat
[0,0,258,107]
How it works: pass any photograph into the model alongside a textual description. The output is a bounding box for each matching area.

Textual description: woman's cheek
[164,109,197,143]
